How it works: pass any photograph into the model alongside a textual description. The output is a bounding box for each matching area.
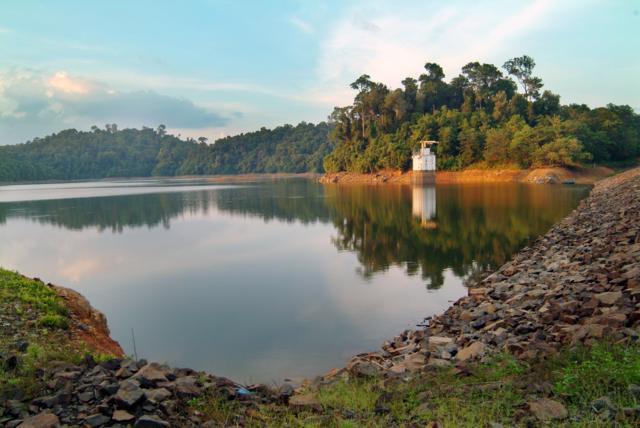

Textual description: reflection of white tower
[412,186,437,229]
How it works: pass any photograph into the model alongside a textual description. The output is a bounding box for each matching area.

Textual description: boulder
[115,380,145,409]
[289,394,322,412]
[134,415,170,427]
[17,412,59,428]
[456,342,486,361]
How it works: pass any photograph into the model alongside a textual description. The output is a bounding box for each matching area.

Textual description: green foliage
[326,56,639,173]
[554,342,640,407]
[0,122,332,182]
[38,314,69,330]
[0,268,69,321]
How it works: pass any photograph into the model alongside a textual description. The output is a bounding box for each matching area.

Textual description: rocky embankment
[334,167,640,379]
[319,166,614,185]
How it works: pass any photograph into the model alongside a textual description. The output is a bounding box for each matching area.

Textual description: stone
[112,410,135,423]
[115,380,145,409]
[278,383,295,399]
[350,361,380,378]
[17,412,59,428]
[4,355,18,371]
[528,398,568,421]
[85,413,111,427]
[591,396,617,414]
[144,387,172,403]
[403,352,426,371]
[134,415,170,427]
[174,376,201,397]
[133,363,168,387]
[289,394,322,412]
[594,291,622,305]
[456,342,486,361]
[427,336,453,352]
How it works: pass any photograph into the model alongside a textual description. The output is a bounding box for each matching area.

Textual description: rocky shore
[2,167,639,427]
[335,166,640,378]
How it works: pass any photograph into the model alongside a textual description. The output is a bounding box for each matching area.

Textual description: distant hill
[0,122,332,182]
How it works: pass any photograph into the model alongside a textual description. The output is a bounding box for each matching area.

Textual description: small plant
[38,314,69,330]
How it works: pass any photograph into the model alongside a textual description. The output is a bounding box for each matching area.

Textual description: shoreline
[0,172,320,187]
[319,166,615,185]
[2,167,639,426]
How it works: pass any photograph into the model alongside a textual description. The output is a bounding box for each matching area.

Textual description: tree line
[0,122,332,182]
[323,55,640,173]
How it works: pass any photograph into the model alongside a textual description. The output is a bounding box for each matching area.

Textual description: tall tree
[503,55,543,101]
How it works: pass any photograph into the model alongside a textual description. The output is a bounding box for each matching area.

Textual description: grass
[0,268,69,327]
[189,342,640,427]
[0,267,86,400]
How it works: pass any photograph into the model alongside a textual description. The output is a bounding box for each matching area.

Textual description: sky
[0,0,638,145]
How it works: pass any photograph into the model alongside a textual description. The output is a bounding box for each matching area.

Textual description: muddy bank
[52,285,124,358]
[320,166,614,185]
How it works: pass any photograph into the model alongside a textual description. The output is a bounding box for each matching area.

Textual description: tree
[350,74,373,138]
[503,55,543,101]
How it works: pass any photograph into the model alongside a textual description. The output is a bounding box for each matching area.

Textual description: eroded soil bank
[320,166,614,185]
[2,167,640,427]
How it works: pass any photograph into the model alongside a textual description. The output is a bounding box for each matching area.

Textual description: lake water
[0,178,589,383]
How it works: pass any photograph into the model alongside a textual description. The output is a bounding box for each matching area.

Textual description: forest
[0,122,331,182]
[324,55,640,173]
[1,55,638,182]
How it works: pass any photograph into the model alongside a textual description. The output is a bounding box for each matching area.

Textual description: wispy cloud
[288,16,314,34]
[305,0,578,107]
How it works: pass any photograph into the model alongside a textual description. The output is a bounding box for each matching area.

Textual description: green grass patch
[0,268,69,320]
[553,341,640,409]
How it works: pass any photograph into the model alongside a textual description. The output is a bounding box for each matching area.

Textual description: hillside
[0,122,332,182]
[323,56,640,174]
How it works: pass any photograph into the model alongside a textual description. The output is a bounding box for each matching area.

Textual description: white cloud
[305,0,576,107]
[48,71,93,95]
[0,68,236,144]
[288,16,314,34]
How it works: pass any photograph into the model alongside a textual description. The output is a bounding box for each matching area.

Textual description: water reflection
[0,179,589,381]
[412,186,437,229]
[0,180,589,287]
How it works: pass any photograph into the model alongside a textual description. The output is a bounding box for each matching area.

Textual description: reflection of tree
[0,181,588,287]
[0,192,195,233]
[323,184,588,289]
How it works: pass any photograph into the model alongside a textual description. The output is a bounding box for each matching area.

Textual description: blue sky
[0,0,638,145]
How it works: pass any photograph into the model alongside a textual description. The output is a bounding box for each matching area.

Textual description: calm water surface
[0,178,589,383]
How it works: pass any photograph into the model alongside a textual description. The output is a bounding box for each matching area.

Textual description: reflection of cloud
[60,258,101,283]
[322,253,467,332]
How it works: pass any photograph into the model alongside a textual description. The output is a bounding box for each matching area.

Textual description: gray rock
[115,380,144,409]
[85,413,111,427]
[134,415,170,427]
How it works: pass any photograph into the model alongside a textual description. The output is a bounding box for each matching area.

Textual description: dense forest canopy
[323,55,640,173]
[0,122,332,182]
